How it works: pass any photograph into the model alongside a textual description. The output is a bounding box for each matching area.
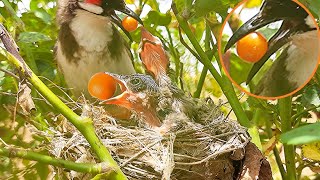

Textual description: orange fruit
[88,72,117,100]
[122,16,138,32]
[236,32,268,63]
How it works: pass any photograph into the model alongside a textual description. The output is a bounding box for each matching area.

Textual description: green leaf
[229,53,253,84]
[246,96,275,112]
[146,11,172,26]
[244,0,263,8]
[302,142,320,161]
[34,9,52,24]
[173,0,190,15]
[281,122,320,145]
[203,76,223,97]
[18,32,51,43]
[144,0,160,11]
[300,0,320,19]
[301,85,320,109]
[194,0,237,18]
[194,0,223,17]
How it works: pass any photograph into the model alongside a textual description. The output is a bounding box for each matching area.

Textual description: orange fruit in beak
[236,32,268,63]
[122,16,138,32]
[88,72,117,100]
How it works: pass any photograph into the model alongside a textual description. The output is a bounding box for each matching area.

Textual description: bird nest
[44,98,250,179]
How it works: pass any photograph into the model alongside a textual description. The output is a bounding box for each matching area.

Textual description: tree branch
[0,147,114,174]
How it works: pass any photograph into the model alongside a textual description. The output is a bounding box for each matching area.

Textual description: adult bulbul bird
[224,0,319,97]
[55,0,143,98]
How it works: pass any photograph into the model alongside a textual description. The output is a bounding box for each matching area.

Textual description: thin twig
[120,140,161,167]
[175,147,240,165]
[0,68,19,79]
[0,147,115,174]
[38,76,76,104]
[291,105,320,121]
[178,28,201,61]
[0,137,9,146]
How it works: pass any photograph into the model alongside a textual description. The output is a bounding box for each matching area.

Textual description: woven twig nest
[45,97,250,180]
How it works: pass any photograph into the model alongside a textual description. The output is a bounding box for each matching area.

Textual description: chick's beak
[101,72,134,109]
[101,72,162,127]
[139,27,169,79]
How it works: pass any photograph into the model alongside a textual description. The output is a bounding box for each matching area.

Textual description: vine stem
[0,25,126,180]
[265,120,286,179]
[0,147,114,175]
[193,24,210,98]
[279,97,296,180]
[172,3,261,148]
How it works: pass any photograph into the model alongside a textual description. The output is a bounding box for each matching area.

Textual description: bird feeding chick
[99,72,216,135]
[224,0,319,97]
[90,28,218,131]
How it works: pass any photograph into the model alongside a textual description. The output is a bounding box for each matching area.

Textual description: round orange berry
[236,32,268,63]
[88,72,117,100]
[122,16,138,32]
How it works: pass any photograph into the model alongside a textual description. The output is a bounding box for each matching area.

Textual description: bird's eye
[130,78,141,86]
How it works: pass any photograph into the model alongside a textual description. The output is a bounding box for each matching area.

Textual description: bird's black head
[78,0,143,40]
[103,0,143,24]
[224,0,317,83]
[103,0,143,40]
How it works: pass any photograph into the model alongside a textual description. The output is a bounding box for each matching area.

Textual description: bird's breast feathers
[70,10,113,52]
[56,10,135,96]
[286,30,319,86]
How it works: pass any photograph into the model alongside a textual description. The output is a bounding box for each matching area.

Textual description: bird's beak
[101,72,134,109]
[224,0,313,83]
[139,27,169,79]
[105,0,143,40]
[246,19,316,83]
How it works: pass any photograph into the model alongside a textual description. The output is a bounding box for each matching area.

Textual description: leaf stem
[193,24,210,98]
[2,0,25,30]
[266,120,286,179]
[0,147,114,174]
[279,97,296,180]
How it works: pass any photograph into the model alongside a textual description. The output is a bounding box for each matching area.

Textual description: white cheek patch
[285,30,319,86]
[78,2,103,14]
[70,10,112,52]
[305,15,316,29]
